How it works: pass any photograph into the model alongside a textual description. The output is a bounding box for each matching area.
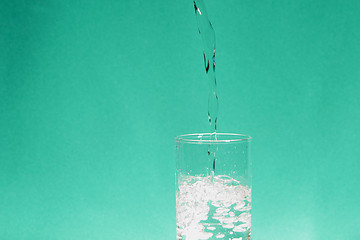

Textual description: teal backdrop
[1,0,359,239]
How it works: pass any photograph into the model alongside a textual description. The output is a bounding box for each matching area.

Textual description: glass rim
[175,133,252,144]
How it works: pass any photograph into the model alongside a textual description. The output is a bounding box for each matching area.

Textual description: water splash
[176,175,251,239]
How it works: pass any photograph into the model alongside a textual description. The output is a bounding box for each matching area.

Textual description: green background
[1,0,359,239]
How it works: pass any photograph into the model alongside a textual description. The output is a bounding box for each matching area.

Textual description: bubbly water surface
[176,175,251,240]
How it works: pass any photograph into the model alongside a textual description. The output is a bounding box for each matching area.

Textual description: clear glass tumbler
[175,133,252,240]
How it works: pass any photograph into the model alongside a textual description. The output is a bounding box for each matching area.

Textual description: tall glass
[175,133,252,240]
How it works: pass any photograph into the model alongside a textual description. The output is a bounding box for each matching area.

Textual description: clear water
[176,175,251,240]
[193,0,219,173]
[193,0,218,134]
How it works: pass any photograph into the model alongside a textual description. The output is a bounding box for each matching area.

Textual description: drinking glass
[175,133,252,240]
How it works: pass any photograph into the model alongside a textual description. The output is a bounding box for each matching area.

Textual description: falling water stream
[193,0,218,173]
